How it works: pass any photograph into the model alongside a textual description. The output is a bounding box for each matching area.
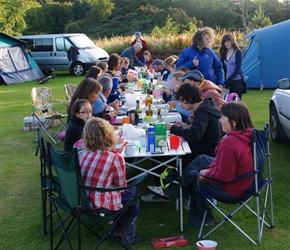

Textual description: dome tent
[0,32,44,85]
[242,20,290,89]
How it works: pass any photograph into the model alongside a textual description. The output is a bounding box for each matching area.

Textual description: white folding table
[123,139,191,232]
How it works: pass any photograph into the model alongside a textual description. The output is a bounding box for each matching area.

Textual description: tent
[242,20,290,89]
[0,32,44,85]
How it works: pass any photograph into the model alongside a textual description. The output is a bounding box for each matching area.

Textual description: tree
[248,4,272,29]
[72,0,92,21]
[152,15,180,38]
[0,0,39,36]
[224,0,286,31]
[85,0,114,23]
[25,2,73,34]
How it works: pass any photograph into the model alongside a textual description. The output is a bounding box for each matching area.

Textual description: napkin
[122,124,145,140]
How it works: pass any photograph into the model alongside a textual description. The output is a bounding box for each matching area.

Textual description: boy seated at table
[142,83,221,202]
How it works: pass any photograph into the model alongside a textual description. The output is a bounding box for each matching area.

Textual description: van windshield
[68,34,96,49]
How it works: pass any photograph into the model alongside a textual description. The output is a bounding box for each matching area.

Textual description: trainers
[141,193,170,202]
[191,219,216,227]
[147,186,170,200]
[183,198,190,210]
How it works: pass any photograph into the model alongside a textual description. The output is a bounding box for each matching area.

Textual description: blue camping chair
[192,123,274,245]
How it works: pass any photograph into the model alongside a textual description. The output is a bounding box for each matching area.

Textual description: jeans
[163,154,232,225]
[229,79,243,100]
[98,186,140,239]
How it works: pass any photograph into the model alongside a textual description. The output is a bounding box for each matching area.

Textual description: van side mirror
[277,78,290,89]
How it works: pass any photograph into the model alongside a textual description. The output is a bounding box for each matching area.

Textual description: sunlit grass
[1,76,289,249]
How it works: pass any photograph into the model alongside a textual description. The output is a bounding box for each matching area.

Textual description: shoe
[147,185,170,200]
[191,219,216,227]
[183,199,190,210]
[121,236,145,246]
[141,193,171,202]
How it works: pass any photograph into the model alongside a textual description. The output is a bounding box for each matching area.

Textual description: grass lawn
[1,73,290,249]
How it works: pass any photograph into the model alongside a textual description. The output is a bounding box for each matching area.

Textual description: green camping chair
[35,129,62,236]
[46,142,147,250]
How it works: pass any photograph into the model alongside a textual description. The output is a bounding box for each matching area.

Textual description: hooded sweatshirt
[199,79,225,109]
[170,98,221,157]
[205,128,254,197]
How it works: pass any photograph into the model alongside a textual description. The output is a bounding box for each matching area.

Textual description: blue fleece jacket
[176,45,224,85]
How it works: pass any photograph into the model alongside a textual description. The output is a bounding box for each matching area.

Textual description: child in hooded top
[64,99,92,151]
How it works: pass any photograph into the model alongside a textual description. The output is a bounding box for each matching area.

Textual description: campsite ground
[1,74,290,249]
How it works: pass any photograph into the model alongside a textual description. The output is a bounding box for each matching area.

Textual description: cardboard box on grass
[154,122,167,147]
[23,116,45,131]
[151,235,188,248]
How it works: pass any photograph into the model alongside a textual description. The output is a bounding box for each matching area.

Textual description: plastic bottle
[147,125,156,152]
[142,80,147,94]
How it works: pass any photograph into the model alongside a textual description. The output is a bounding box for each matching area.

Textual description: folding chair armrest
[191,170,257,183]
[191,170,225,183]
[54,99,70,105]
[77,174,148,193]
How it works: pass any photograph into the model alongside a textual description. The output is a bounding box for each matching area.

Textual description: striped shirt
[80,149,127,211]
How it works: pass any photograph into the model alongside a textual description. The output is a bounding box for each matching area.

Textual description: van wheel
[71,63,85,76]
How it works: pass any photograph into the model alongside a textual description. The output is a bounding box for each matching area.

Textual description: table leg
[178,156,183,232]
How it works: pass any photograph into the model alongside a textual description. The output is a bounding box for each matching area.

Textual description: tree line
[1,0,289,38]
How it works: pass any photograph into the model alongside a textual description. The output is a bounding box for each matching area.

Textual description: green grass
[1,74,290,249]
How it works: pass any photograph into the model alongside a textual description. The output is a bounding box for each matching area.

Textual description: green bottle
[157,108,163,122]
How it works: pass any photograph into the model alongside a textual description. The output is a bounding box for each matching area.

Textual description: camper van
[15,33,109,76]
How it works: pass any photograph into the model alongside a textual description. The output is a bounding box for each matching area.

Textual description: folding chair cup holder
[46,142,147,249]
[192,123,274,245]
[31,87,67,145]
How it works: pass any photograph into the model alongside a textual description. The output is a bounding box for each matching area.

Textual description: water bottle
[147,125,156,152]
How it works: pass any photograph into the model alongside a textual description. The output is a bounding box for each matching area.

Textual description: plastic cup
[169,135,180,149]
[144,116,152,123]
[153,90,160,97]
[139,135,147,147]
[122,117,130,124]
[125,143,135,156]
[110,117,117,124]
[196,240,218,250]
[113,145,124,154]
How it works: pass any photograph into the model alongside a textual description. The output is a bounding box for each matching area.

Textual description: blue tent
[0,32,44,85]
[242,20,290,89]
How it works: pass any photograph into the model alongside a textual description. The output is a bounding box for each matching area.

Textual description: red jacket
[205,128,254,197]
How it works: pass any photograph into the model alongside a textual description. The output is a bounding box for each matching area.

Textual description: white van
[15,33,109,76]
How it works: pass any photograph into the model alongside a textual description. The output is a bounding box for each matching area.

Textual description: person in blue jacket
[176,27,224,88]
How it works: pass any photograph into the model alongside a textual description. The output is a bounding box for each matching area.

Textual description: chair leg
[202,200,258,245]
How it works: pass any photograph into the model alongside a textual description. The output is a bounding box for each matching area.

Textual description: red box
[151,235,188,248]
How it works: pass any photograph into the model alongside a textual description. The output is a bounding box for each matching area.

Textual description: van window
[56,37,73,52]
[33,38,53,52]
[68,34,95,49]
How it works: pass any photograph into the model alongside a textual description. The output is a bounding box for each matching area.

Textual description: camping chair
[192,123,274,245]
[64,84,77,105]
[31,87,67,144]
[35,129,61,236]
[46,142,147,250]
